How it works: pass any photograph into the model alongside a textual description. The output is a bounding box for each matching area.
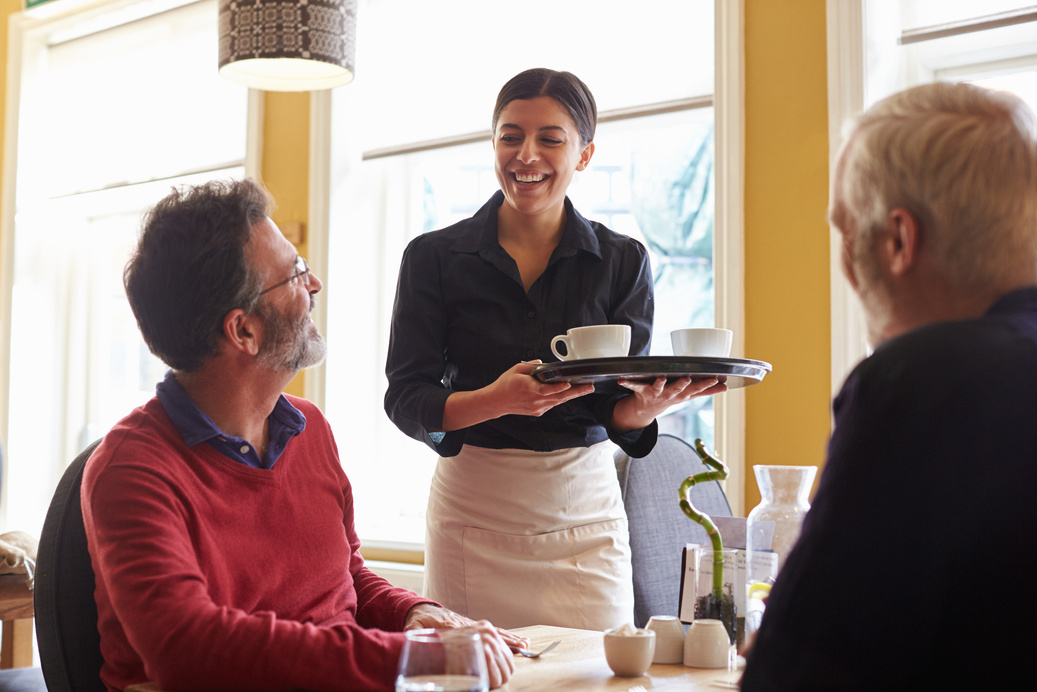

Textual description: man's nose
[308,272,323,294]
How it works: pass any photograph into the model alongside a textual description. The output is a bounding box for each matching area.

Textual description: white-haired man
[742,82,1037,689]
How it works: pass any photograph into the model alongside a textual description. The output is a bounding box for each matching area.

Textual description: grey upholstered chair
[34,439,106,692]
[615,433,732,628]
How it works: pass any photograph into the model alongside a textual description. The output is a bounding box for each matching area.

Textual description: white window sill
[365,559,425,595]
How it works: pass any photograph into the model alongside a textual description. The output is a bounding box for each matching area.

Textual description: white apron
[423,441,634,630]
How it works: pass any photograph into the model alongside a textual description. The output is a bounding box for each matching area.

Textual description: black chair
[34,439,105,692]
[615,434,733,627]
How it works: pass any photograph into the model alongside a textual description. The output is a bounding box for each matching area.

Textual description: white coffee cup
[683,619,731,668]
[645,615,685,664]
[670,328,733,358]
[551,325,631,361]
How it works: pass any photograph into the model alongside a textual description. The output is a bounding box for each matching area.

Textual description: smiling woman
[371,59,726,631]
[324,1,718,558]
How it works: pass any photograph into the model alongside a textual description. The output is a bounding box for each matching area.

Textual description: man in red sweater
[82,179,521,691]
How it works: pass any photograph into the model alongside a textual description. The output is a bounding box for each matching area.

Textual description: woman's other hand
[611,376,727,433]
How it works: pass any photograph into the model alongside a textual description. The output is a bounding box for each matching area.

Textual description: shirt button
[526,349,535,358]
[527,310,536,319]
[240,445,250,454]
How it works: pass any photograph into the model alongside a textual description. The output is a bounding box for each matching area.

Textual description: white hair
[838,82,1037,290]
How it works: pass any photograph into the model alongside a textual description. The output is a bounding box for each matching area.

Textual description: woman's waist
[464,411,610,451]
[429,442,624,533]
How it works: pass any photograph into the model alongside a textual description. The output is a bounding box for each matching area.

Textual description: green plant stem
[678,438,730,598]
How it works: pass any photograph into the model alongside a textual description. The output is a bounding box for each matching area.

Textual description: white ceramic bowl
[603,627,656,677]
[645,615,685,664]
[683,619,730,668]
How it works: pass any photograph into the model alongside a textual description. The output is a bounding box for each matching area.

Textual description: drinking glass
[395,628,488,692]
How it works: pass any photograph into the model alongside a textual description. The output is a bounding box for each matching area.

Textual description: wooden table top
[126,623,743,691]
[503,624,742,691]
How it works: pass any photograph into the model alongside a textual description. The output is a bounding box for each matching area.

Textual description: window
[894,0,1037,105]
[324,0,718,548]
[1,0,249,533]
[828,0,1037,392]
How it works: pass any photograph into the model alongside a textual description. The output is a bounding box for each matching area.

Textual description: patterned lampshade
[218,0,357,92]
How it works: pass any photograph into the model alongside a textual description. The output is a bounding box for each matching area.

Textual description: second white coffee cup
[551,325,631,361]
[671,328,733,358]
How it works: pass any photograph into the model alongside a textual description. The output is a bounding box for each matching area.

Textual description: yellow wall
[0,0,835,512]
[743,0,832,509]
[0,0,20,215]
[260,92,310,398]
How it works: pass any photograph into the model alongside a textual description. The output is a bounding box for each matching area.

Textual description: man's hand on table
[404,603,527,689]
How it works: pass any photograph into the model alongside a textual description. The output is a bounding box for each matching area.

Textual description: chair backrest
[34,439,105,692]
[615,433,733,627]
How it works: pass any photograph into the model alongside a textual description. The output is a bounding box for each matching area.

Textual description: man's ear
[223,308,261,356]
[883,208,919,278]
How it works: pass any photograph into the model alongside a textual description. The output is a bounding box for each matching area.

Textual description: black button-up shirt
[384,191,657,457]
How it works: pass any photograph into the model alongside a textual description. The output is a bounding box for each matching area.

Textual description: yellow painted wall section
[743,0,831,510]
[260,91,310,398]
[0,0,22,234]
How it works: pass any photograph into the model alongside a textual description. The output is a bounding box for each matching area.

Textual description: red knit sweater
[82,395,433,691]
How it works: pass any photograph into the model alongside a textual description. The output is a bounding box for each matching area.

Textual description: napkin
[0,530,38,589]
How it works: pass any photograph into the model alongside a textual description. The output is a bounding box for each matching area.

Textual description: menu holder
[678,517,778,645]
[678,517,751,625]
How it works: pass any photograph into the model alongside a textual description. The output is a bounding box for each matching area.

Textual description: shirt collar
[155,370,306,461]
[452,190,604,260]
[983,285,1037,317]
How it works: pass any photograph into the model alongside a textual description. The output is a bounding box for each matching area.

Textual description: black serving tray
[530,356,772,389]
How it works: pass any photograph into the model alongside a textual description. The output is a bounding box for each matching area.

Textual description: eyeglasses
[259,256,311,296]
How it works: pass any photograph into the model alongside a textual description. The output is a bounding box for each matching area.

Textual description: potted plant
[679,438,737,643]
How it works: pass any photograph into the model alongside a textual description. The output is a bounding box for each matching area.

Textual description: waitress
[385,68,725,630]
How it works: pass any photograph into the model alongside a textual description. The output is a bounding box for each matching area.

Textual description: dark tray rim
[530,355,773,388]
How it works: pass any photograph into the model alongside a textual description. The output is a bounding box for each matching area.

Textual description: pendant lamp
[218,0,357,91]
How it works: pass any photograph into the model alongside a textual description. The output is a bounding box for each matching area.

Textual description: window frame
[0,0,262,527]
[826,0,1037,403]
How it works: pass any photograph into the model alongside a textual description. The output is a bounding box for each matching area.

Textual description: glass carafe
[745,464,817,637]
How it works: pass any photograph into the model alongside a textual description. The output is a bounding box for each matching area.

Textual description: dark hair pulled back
[492,68,597,145]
